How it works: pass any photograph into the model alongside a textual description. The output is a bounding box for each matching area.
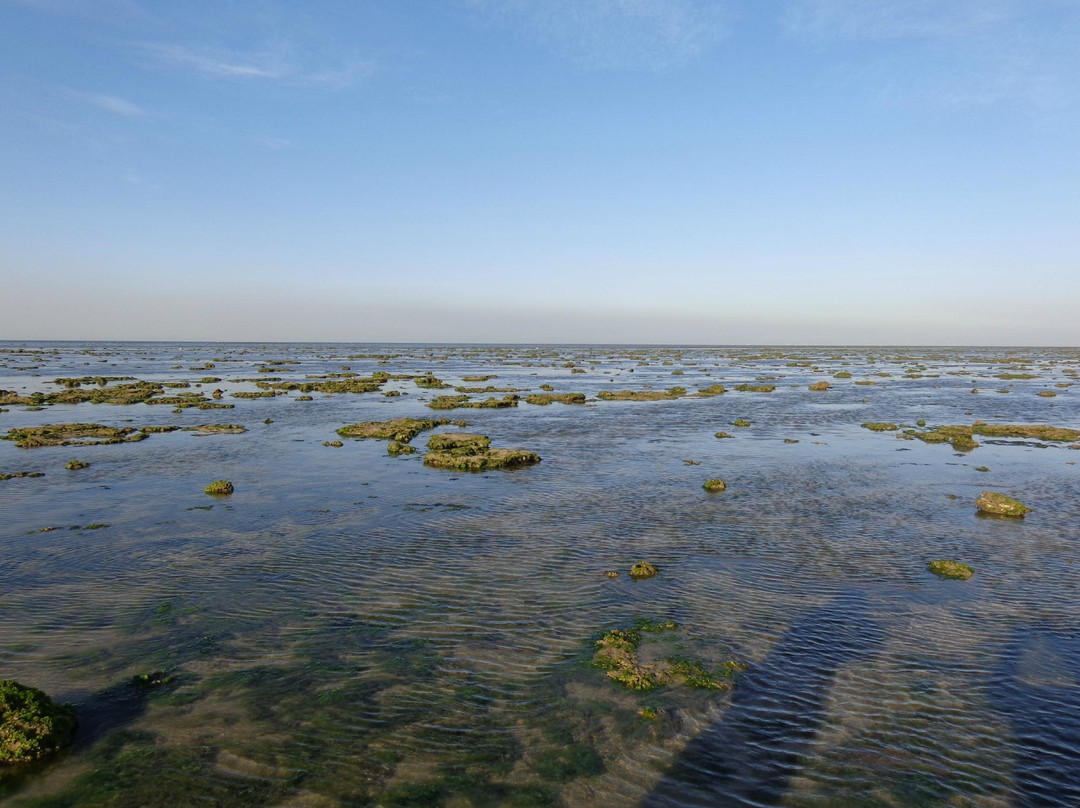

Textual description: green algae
[692,384,726,397]
[927,560,974,580]
[415,374,451,389]
[427,395,519,410]
[387,441,415,456]
[1,471,44,481]
[0,679,77,765]
[337,418,453,443]
[861,423,899,432]
[3,423,150,449]
[976,491,1030,518]
[204,480,234,496]
[629,561,658,580]
[423,433,540,471]
[596,387,685,401]
[732,419,751,428]
[592,620,743,694]
[702,479,726,492]
[524,393,586,405]
[714,431,734,439]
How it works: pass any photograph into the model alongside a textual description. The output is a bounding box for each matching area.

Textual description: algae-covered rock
[734,384,775,393]
[427,394,519,410]
[861,422,899,432]
[0,679,77,764]
[204,480,234,496]
[732,419,751,428]
[714,431,734,439]
[386,441,415,456]
[525,393,586,406]
[927,560,974,580]
[808,381,830,391]
[629,561,658,580]
[65,459,90,470]
[976,491,1030,518]
[597,388,686,401]
[702,479,726,493]
[337,418,451,443]
[692,384,726,397]
[423,433,540,471]
[323,440,344,448]
[3,423,149,449]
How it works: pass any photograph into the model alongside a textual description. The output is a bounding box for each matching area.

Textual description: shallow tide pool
[2,342,1079,807]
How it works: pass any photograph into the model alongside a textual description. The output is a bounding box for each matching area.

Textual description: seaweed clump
[423,434,540,471]
[3,423,151,449]
[927,560,974,580]
[976,492,1031,518]
[204,480,234,496]
[593,621,743,692]
[337,418,453,443]
[427,395,519,410]
[597,388,686,401]
[524,393,586,405]
[0,679,77,764]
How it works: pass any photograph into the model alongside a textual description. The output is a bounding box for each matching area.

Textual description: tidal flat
[2,341,1079,807]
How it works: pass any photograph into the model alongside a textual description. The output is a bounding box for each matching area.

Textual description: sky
[1,0,1078,344]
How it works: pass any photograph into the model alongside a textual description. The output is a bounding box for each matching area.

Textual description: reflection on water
[1,342,1079,807]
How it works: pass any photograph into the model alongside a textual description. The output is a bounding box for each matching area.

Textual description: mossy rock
[1036,391,1057,397]
[629,561,658,580]
[337,418,451,443]
[861,422,899,432]
[976,491,1030,518]
[596,388,685,402]
[734,384,775,393]
[714,431,734,439]
[808,381,830,391]
[423,433,540,471]
[204,480,234,496]
[692,384,725,398]
[525,393,586,406]
[833,371,852,378]
[387,441,415,456]
[702,479,726,493]
[732,419,751,428]
[65,459,90,470]
[927,560,974,580]
[0,679,77,764]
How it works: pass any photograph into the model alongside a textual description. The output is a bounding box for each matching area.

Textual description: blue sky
[1,0,1078,343]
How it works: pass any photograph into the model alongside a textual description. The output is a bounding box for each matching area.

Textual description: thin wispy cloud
[6,0,149,23]
[71,90,148,118]
[136,41,374,89]
[783,0,1021,41]
[466,0,730,70]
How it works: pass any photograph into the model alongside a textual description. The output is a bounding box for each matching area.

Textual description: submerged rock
[927,560,974,580]
[976,492,1031,518]
[0,679,77,764]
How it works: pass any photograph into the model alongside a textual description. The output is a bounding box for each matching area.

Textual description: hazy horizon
[2,1,1078,344]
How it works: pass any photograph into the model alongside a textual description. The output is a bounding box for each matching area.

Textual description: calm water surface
[1,342,1078,807]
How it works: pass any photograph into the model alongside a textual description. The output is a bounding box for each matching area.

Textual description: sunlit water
[1,342,1078,807]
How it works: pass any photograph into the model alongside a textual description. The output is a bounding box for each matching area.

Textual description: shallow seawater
[1,342,1078,807]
